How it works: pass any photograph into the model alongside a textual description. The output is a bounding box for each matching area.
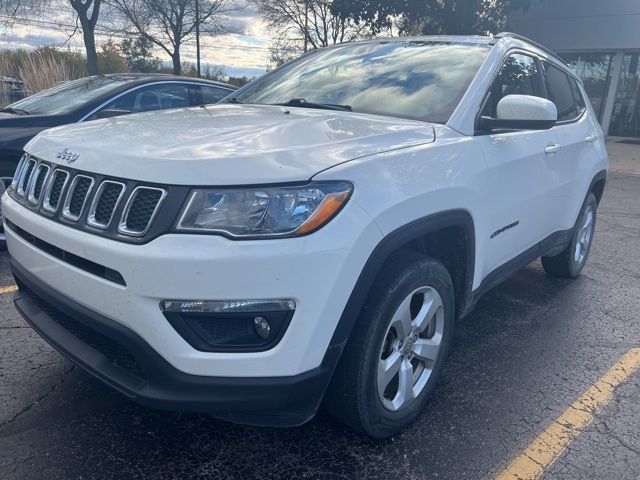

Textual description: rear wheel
[324,252,454,438]
[542,193,597,278]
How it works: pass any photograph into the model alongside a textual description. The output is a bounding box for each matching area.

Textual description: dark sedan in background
[0,73,236,247]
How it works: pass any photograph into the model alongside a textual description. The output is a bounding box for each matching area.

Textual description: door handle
[545,144,562,155]
[585,135,597,143]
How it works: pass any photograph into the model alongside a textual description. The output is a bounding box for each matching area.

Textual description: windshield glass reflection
[228,41,490,123]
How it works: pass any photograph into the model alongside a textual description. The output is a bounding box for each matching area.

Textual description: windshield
[6,76,130,115]
[226,40,490,123]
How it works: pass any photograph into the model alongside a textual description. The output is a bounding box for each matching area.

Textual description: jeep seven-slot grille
[8,155,169,242]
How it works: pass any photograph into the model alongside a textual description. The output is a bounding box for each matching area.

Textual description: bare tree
[267,33,299,69]
[0,0,104,74]
[70,0,103,74]
[253,0,369,61]
[109,0,236,75]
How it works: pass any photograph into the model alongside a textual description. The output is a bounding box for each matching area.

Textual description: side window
[569,77,587,114]
[197,85,232,105]
[101,83,191,115]
[482,54,544,118]
[542,62,580,122]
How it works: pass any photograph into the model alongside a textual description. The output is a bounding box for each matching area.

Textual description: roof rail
[493,32,564,63]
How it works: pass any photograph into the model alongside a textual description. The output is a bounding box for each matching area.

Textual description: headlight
[175,181,352,238]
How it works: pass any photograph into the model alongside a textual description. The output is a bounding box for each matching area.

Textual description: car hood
[25,104,436,185]
[0,112,66,127]
[0,113,68,149]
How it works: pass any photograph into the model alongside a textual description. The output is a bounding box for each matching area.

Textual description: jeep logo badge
[56,148,79,163]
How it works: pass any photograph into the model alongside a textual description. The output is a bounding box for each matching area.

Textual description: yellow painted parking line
[497,347,640,480]
[0,285,17,295]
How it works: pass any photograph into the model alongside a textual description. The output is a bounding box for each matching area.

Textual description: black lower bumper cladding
[10,259,340,427]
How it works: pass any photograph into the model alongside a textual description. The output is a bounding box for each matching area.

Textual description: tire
[542,192,597,279]
[324,252,455,438]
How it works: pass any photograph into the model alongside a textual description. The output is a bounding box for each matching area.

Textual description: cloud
[0,7,271,77]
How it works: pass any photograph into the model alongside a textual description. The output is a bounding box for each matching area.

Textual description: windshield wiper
[1,106,29,115]
[227,97,243,104]
[274,98,352,112]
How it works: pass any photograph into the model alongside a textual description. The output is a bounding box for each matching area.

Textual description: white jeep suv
[2,34,608,437]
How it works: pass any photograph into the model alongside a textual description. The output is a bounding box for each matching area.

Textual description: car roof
[101,73,236,90]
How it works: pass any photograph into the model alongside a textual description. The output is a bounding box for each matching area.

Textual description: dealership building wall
[508,0,640,137]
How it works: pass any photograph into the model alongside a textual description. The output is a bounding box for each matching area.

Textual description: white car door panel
[478,129,561,278]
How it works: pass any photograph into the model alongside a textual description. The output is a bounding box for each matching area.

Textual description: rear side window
[481,53,544,118]
[103,83,190,114]
[569,78,587,113]
[542,62,580,122]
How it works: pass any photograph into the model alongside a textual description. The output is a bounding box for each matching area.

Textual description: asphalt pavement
[1,172,639,480]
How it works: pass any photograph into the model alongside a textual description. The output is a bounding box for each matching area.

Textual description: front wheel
[542,193,597,278]
[324,252,455,438]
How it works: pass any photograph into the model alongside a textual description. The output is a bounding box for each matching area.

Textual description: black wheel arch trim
[588,169,607,205]
[327,209,476,353]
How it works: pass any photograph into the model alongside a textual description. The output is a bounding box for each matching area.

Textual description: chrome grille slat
[62,175,95,221]
[87,181,126,229]
[118,186,167,237]
[16,158,36,197]
[27,163,50,205]
[11,154,28,190]
[42,169,70,213]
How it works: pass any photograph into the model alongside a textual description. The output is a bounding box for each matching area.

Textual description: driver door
[477,53,562,280]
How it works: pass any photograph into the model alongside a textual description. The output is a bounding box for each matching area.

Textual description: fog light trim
[160,299,296,314]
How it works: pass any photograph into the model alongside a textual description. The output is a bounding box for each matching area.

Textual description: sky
[0,3,272,78]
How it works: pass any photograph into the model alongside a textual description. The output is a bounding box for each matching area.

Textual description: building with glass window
[508,0,640,138]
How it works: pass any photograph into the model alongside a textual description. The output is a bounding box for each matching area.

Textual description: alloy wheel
[377,286,445,412]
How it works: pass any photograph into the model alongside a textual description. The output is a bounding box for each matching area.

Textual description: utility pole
[195,0,201,77]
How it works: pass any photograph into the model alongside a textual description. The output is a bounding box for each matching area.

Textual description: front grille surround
[42,169,70,213]
[7,157,184,244]
[62,174,95,221]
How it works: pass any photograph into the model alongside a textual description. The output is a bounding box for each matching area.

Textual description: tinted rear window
[543,62,580,121]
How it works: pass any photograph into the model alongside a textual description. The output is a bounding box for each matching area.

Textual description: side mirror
[478,95,557,132]
[91,108,130,120]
